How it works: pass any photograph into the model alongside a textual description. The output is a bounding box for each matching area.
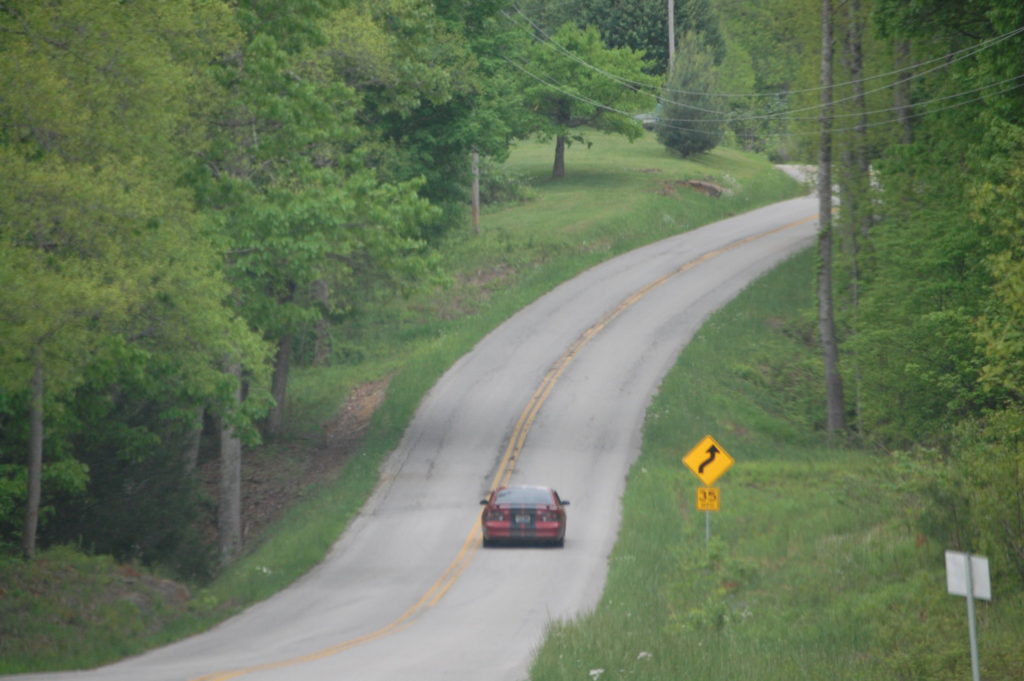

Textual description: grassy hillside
[0,132,805,674]
[527,248,1024,681]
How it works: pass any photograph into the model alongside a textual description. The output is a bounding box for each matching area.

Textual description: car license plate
[514,514,531,524]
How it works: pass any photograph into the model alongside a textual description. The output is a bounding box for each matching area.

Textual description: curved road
[12,196,819,681]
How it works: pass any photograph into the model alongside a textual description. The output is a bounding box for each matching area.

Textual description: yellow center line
[190,213,817,681]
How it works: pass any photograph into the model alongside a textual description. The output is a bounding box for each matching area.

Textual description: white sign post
[945,551,991,681]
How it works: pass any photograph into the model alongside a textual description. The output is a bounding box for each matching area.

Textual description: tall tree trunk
[312,279,331,367]
[894,40,914,144]
[552,134,569,178]
[219,363,243,563]
[839,0,872,307]
[818,0,846,434]
[183,407,203,473]
[265,334,292,438]
[552,134,566,178]
[841,0,870,437]
[22,346,44,559]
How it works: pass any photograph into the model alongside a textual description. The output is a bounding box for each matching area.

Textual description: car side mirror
[479,499,488,505]
[561,500,570,506]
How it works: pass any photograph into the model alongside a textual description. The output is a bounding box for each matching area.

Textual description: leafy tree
[845,0,1024,585]
[43,341,220,578]
[193,2,441,446]
[656,32,724,156]
[965,118,1024,584]
[324,0,531,241]
[0,0,267,559]
[715,0,818,93]
[517,23,657,178]
[713,0,824,157]
[518,0,725,74]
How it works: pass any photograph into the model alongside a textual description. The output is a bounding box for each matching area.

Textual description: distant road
[10,196,819,681]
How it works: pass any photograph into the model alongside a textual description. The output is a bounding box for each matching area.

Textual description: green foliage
[712,0,820,156]
[41,340,219,579]
[528,246,1024,681]
[845,19,1023,445]
[953,411,1024,585]
[518,23,659,176]
[519,0,726,75]
[656,31,724,156]
[973,118,1024,404]
[0,547,196,674]
[324,0,530,240]
[0,0,269,553]
[715,0,819,93]
[478,158,536,205]
[841,0,1024,595]
[0,133,803,673]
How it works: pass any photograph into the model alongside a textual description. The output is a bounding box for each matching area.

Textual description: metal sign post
[696,486,719,548]
[945,551,991,681]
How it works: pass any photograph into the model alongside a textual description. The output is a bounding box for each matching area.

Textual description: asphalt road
[11,196,819,681]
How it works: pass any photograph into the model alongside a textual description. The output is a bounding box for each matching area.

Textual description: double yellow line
[192,213,816,681]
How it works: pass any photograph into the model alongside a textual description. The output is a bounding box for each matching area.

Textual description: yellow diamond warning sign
[683,435,734,486]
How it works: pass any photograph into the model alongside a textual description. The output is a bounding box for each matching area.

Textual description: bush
[656,32,724,157]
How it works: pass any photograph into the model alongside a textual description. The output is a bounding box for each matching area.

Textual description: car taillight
[536,509,558,522]
[485,509,506,522]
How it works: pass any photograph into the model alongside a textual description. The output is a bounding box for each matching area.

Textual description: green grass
[243,131,805,612]
[0,133,808,673]
[527,248,1024,681]
[6,133,1021,678]
[286,134,776,436]
[0,548,193,672]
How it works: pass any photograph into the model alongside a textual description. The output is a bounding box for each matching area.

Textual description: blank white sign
[945,551,992,601]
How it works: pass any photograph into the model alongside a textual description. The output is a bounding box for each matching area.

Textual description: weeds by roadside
[528,248,1024,681]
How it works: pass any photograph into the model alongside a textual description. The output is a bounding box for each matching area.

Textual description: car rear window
[495,487,554,505]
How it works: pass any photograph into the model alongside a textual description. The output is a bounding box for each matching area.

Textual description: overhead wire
[502,5,1024,136]
[657,73,1024,124]
[505,49,1024,141]
[506,4,1024,104]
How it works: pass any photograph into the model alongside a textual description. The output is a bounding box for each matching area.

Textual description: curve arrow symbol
[698,445,718,474]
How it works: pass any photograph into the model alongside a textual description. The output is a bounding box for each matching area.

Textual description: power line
[506,49,1024,141]
[721,77,1024,138]
[505,4,1024,115]
[658,74,1024,124]
[502,5,1024,139]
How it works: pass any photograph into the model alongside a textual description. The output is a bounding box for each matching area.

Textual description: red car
[479,485,569,547]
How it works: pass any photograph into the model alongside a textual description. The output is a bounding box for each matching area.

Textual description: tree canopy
[0,0,530,569]
[516,23,658,177]
[3,0,1023,595]
[656,31,724,156]
[518,0,725,74]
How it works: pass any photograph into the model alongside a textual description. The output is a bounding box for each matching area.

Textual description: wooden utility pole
[668,0,675,67]
[22,348,43,559]
[818,0,845,434]
[471,149,480,234]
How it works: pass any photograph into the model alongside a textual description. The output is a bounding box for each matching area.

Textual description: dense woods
[0,0,534,572]
[813,0,1024,587]
[1,0,1022,602]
